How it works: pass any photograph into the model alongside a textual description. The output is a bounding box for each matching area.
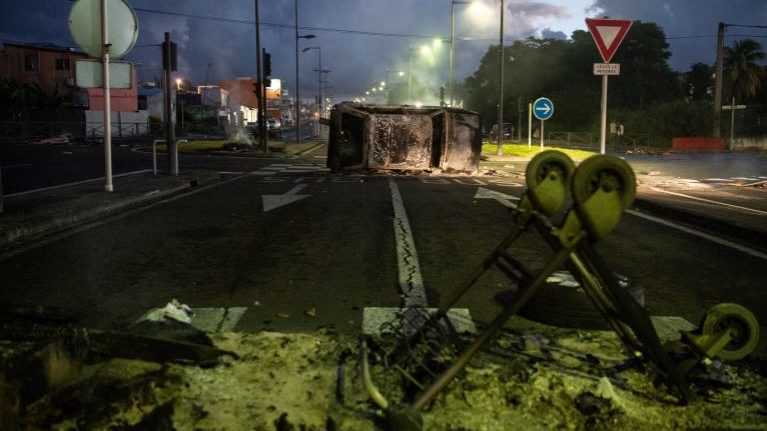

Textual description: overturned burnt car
[326,103,482,173]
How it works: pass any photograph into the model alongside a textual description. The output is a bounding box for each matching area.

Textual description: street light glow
[433,38,442,48]
[380,81,386,87]
[365,91,370,95]
[420,45,432,57]
[398,71,405,77]
[466,1,492,25]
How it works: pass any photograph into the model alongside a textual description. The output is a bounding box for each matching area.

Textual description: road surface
[1,159,765,350]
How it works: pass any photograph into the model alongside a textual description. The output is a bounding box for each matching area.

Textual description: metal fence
[0,121,158,143]
[544,131,664,154]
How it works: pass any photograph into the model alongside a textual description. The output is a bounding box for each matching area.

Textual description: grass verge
[482,141,596,160]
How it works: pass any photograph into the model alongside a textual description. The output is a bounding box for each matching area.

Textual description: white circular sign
[68,0,138,59]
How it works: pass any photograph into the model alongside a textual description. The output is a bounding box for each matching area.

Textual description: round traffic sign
[68,0,138,59]
[533,97,554,121]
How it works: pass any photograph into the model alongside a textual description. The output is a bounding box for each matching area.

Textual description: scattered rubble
[1,317,765,430]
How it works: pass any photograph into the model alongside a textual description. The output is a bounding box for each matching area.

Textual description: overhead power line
[62,0,445,40]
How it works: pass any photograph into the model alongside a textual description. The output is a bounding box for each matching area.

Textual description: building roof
[1,41,86,55]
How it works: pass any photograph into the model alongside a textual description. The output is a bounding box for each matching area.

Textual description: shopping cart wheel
[524,150,576,216]
[571,155,636,240]
[700,303,760,361]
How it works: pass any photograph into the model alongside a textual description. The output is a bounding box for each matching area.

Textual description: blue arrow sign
[533,97,554,121]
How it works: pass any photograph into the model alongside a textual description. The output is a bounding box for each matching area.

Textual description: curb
[632,197,767,251]
[293,141,325,156]
[0,179,200,252]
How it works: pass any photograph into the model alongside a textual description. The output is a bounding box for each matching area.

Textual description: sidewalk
[0,170,221,251]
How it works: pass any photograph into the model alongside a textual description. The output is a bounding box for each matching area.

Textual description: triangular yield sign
[585,18,633,63]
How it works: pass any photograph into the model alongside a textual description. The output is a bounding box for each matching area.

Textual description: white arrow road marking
[474,187,520,208]
[262,184,311,212]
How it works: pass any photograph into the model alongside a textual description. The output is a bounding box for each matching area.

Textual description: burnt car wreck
[326,103,483,173]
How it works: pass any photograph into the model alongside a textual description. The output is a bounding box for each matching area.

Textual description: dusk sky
[2,0,766,100]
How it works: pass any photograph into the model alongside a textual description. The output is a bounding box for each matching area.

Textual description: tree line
[462,21,766,147]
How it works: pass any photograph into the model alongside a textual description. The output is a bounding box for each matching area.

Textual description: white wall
[85,110,149,137]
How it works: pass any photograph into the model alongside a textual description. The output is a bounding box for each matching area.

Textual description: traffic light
[263,49,272,77]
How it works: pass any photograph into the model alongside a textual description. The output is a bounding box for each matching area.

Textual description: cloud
[541,28,568,39]
[507,1,569,19]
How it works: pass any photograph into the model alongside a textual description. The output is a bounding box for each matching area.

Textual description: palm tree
[724,39,766,103]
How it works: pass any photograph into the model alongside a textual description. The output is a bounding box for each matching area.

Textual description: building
[0,41,138,112]
[219,77,283,126]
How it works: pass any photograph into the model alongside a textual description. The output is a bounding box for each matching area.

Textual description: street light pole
[496,0,505,156]
[294,0,301,146]
[449,1,456,107]
[408,47,414,101]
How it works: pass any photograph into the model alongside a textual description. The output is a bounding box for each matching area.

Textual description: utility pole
[163,32,177,175]
[449,1,456,107]
[408,47,414,102]
[496,0,505,156]
[713,22,726,138]
[294,0,301,146]
[101,0,113,191]
[255,0,267,152]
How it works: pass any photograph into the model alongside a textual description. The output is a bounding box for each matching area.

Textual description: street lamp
[295,0,316,145]
[175,78,182,91]
[302,46,324,134]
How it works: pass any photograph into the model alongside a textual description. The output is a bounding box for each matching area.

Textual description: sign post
[585,18,632,155]
[69,0,138,191]
[722,98,746,150]
[532,97,554,149]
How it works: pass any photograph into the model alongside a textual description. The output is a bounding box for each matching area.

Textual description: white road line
[649,187,767,216]
[388,179,428,307]
[6,169,153,198]
[626,209,767,261]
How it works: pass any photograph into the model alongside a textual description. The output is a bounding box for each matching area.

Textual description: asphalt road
[0,142,307,195]
[1,164,765,348]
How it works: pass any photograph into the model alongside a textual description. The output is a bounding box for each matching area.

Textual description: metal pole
[713,22,725,138]
[101,0,113,192]
[600,74,608,154]
[255,0,267,152]
[540,119,544,149]
[495,0,504,156]
[730,96,736,150]
[449,0,455,107]
[163,32,177,175]
[318,48,322,137]
[527,102,532,148]
[517,96,522,142]
[294,0,301,146]
[408,48,413,102]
